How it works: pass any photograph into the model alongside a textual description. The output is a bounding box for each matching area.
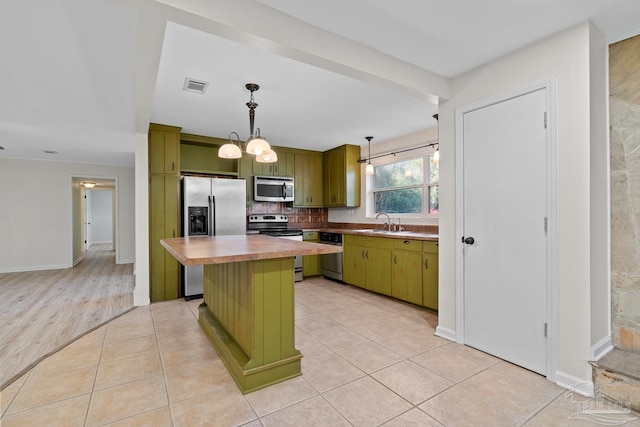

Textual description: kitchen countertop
[304,227,439,242]
[161,235,343,266]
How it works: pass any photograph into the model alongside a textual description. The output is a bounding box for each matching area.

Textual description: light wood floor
[0,244,134,390]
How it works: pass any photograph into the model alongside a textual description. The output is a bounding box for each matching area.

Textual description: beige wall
[438,22,609,392]
[609,35,640,352]
[0,158,135,272]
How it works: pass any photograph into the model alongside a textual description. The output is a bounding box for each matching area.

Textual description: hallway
[0,244,134,389]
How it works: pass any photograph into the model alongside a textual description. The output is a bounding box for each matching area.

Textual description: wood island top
[161,235,342,266]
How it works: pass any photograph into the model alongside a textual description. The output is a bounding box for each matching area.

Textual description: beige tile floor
[2,277,639,426]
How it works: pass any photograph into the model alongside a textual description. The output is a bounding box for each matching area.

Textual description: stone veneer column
[610,34,640,351]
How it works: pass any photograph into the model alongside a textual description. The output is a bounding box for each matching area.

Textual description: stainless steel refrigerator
[182,176,246,299]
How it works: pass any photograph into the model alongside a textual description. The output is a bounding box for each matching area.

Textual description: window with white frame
[372,154,439,215]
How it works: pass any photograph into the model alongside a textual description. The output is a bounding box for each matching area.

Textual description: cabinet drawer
[393,239,422,252]
[303,231,318,241]
[422,241,439,253]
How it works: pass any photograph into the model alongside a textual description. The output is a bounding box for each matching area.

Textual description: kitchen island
[160,235,342,394]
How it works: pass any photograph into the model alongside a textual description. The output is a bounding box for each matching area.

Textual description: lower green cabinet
[392,250,423,305]
[422,242,439,310]
[343,235,392,295]
[149,174,180,302]
[302,231,322,277]
[344,235,438,310]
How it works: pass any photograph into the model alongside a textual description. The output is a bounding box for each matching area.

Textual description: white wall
[438,21,609,391]
[328,126,439,226]
[0,158,135,272]
[134,132,150,306]
[88,189,114,245]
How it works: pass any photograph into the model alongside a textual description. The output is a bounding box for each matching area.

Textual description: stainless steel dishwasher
[319,232,343,281]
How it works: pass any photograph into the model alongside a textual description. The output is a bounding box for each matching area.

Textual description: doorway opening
[72,177,117,266]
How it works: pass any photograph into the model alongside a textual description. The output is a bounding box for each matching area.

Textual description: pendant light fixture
[218,132,242,159]
[217,83,277,163]
[365,136,375,175]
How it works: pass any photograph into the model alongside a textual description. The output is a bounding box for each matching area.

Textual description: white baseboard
[590,336,613,361]
[117,258,135,265]
[435,326,456,342]
[73,256,84,267]
[556,371,594,397]
[0,264,70,273]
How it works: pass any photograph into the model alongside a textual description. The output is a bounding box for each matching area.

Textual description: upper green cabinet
[180,133,239,176]
[149,124,181,175]
[253,150,294,177]
[294,152,323,207]
[323,144,361,207]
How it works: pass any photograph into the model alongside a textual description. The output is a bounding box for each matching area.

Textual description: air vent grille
[183,78,209,94]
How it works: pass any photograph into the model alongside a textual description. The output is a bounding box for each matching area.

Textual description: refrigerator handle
[282,182,286,199]
[209,195,215,236]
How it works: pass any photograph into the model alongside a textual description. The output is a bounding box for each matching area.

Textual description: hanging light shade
[365,136,375,175]
[256,148,278,163]
[218,83,277,160]
[218,132,242,159]
[245,128,271,156]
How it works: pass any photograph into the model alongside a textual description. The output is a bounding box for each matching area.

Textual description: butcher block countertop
[161,235,342,266]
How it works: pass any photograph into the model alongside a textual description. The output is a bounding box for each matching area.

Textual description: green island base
[197,257,302,394]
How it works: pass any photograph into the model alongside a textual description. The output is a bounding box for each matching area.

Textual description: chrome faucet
[375,212,391,231]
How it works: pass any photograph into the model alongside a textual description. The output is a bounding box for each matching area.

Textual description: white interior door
[462,88,548,375]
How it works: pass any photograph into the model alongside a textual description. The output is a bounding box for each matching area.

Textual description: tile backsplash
[247,203,328,228]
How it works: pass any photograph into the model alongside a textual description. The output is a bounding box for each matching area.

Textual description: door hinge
[544,323,548,337]
[544,112,547,129]
[544,217,548,234]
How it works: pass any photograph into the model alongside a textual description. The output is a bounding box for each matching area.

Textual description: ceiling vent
[183,77,209,94]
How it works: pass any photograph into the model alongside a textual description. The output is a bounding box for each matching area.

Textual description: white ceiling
[1,0,639,166]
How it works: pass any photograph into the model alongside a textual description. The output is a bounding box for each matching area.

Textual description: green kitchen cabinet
[392,239,423,305]
[343,238,366,288]
[302,231,322,277]
[149,124,181,175]
[149,174,180,302]
[323,144,361,207]
[253,149,294,177]
[149,124,182,302]
[422,241,439,311]
[294,152,323,207]
[343,235,392,295]
[179,133,239,176]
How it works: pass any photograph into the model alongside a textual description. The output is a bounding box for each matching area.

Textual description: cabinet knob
[171,161,175,171]
[394,255,397,264]
[362,250,365,259]
[424,258,428,269]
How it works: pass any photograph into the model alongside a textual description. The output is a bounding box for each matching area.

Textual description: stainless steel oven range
[318,232,343,281]
[247,215,303,282]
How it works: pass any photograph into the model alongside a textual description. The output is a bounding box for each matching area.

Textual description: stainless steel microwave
[253,176,294,202]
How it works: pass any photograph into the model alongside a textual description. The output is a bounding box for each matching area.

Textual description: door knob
[462,236,475,245]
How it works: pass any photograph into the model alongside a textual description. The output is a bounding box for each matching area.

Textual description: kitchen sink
[355,229,414,235]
